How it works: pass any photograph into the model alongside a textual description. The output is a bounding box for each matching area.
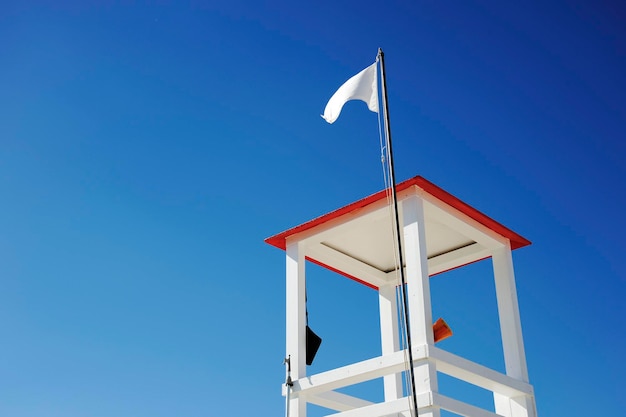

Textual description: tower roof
[265,175,530,289]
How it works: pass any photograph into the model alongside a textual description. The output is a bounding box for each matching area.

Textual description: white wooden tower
[266,175,537,417]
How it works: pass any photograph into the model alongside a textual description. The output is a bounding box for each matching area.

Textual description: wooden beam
[433,393,501,417]
[295,199,392,249]
[324,392,434,417]
[430,346,533,397]
[291,350,428,397]
[307,391,374,412]
[324,397,409,417]
[306,243,391,288]
[418,191,507,250]
[427,242,492,275]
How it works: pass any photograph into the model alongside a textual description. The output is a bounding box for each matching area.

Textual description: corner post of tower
[285,240,307,417]
[378,283,403,401]
[492,243,536,417]
[402,194,440,417]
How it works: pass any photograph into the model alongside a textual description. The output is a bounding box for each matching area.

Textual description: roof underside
[265,176,530,289]
[320,203,474,273]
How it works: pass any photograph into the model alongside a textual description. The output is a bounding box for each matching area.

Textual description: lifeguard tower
[265,175,537,417]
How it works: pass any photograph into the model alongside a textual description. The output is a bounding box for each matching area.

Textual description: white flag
[322,61,379,124]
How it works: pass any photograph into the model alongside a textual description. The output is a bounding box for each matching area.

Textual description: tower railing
[285,345,535,417]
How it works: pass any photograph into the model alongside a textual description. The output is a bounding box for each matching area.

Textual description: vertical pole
[492,244,535,417]
[402,196,435,347]
[379,47,420,417]
[286,241,307,417]
[379,284,403,401]
[403,195,440,417]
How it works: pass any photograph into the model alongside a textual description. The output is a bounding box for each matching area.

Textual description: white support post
[286,241,307,417]
[379,283,403,402]
[402,195,440,417]
[492,244,535,417]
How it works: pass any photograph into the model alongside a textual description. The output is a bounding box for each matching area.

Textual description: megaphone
[433,318,452,343]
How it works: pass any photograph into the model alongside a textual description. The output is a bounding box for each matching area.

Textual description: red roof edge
[264,175,531,251]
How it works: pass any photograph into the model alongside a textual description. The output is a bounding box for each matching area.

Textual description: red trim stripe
[265,175,531,251]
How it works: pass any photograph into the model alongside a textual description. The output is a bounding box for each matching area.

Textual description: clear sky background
[1,1,624,416]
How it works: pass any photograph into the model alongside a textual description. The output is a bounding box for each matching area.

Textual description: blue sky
[1,1,624,416]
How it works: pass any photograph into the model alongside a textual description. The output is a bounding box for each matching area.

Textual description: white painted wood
[413,358,438,414]
[307,391,374,411]
[379,284,403,401]
[493,392,513,417]
[323,397,409,417]
[401,195,434,347]
[429,346,533,397]
[290,343,533,411]
[492,244,535,417]
[417,189,507,250]
[398,408,439,417]
[292,350,428,397]
[278,183,536,417]
[427,242,492,276]
[323,392,433,417]
[307,234,494,284]
[492,245,529,382]
[296,199,393,249]
[313,390,514,417]
[495,394,536,417]
[509,395,536,417]
[402,194,440,417]
[306,243,391,287]
[433,392,501,417]
[286,240,307,417]
[495,393,535,417]
[278,185,516,287]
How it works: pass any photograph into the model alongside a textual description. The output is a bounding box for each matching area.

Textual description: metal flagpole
[284,356,293,417]
[378,47,420,417]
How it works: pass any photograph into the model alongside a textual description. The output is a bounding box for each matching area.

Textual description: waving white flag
[322,61,379,124]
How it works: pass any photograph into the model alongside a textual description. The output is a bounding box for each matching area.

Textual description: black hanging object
[306,326,322,365]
